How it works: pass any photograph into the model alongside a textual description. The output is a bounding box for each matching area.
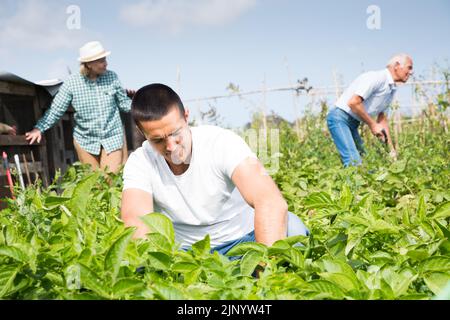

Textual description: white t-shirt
[336,68,397,121]
[122,125,257,248]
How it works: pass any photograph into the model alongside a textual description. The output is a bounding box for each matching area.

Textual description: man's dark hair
[131,83,185,124]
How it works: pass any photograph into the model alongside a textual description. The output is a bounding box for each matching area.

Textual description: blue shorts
[211,212,309,258]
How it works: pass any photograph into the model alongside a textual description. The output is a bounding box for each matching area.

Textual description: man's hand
[7,125,16,135]
[369,122,385,140]
[0,123,16,135]
[25,128,42,144]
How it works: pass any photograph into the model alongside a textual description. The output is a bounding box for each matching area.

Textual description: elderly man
[327,54,414,166]
[121,83,308,255]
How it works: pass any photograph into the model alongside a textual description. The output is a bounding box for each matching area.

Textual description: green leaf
[299,180,308,191]
[420,256,450,273]
[434,220,450,239]
[345,232,363,256]
[304,192,339,210]
[417,195,426,222]
[226,242,267,257]
[104,228,135,284]
[284,234,308,246]
[171,262,199,273]
[268,239,291,255]
[389,160,407,173]
[319,272,360,292]
[322,259,357,277]
[146,233,173,253]
[406,249,430,261]
[381,267,417,298]
[45,271,64,287]
[184,268,202,285]
[192,234,211,256]
[369,220,400,234]
[67,173,99,215]
[342,216,370,226]
[0,245,28,263]
[287,248,304,268]
[0,265,20,298]
[152,283,185,300]
[43,196,71,210]
[420,222,435,238]
[424,272,450,296]
[112,278,145,298]
[240,251,263,276]
[147,252,171,271]
[76,263,111,299]
[321,259,360,291]
[141,213,175,245]
[370,251,394,263]
[375,171,388,181]
[432,202,450,219]
[339,184,353,210]
[306,280,345,299]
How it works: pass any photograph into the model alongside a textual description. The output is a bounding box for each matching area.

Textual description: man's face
[87,57,108,76]
[394,58,414,83]
[139,106,191,166]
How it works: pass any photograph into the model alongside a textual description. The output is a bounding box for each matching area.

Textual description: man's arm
[347,94,385,138]
[121,188,153,239]
[231,157,288,246]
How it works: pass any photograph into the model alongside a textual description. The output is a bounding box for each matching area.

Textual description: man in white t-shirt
[121,83,308,254]
[327,54,414,167]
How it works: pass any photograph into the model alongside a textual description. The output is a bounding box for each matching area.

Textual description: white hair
[387,53,412,67]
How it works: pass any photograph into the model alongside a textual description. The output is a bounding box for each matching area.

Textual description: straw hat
[78,41,111,63]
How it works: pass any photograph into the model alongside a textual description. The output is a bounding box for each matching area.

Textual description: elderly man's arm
[348,94,385,138]
[232,157,288,246]
[121,188,153,239]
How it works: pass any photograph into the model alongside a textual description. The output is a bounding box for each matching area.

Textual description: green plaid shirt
[35,70,131,155]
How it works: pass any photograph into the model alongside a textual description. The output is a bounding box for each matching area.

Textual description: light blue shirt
[336,68,397,121]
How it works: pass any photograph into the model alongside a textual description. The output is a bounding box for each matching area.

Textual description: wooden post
[393,109,400,152]
[22,153,31,186]
[283,57,302,141]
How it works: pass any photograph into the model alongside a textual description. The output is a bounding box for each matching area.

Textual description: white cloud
[0,0,97,52]
[45,58,72,81]
[119,0,257,34]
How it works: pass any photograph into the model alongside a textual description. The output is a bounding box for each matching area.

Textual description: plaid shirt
[35,70,131,155]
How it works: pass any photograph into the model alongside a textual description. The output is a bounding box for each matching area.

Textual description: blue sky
[1,0,449,127]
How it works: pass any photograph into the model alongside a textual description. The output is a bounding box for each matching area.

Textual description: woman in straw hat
[26,41,135,173]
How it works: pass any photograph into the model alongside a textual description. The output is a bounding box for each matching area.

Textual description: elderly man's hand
[369,122,385,138]
[25,128,42,144]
